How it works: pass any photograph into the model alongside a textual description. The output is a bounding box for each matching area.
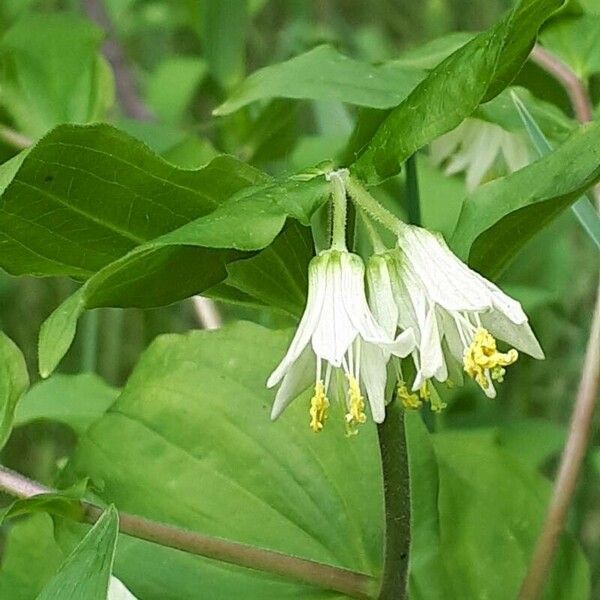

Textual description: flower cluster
[267,170,543,433]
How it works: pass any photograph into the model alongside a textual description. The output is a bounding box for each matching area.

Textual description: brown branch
[518,45,600,600]
[0,465,377,599]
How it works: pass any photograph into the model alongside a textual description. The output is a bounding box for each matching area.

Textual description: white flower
[430,118,530,190]
[267,248,415,430]
[374,225,543,399]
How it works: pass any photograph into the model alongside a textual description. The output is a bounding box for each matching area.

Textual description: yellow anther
[345,375,367,428]
[309,380,329,433]
[419,383,430,401]
[397,382,421,410]
[463,327,518,392]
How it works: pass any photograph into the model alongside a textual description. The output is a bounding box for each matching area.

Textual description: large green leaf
[450,121,600,277]
[61,322,384,599]
[36,506,119,600]
[214,45,425,116]
[55,322,588,600]
[0,14,113,139]
[433,432,589,600]
[15,373,119,436]
[0,331,29,449]
[38,176,328,376]
[350,0,564,183]
[0,124,266,279]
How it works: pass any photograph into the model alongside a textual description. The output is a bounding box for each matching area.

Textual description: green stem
[329,170,349,251]
[360,210,387,254]
[376,396,411,599]
[81,309,99,373]
[405,154,421,226]
[346,176,405,235]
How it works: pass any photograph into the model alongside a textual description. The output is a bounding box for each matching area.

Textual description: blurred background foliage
[0,0,598,596]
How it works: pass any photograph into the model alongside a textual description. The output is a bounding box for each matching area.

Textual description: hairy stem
[346,176,404,235]
[329,170,349,251]
[0,465,378,599]
[518,45,600,600]
[376,398,411,599]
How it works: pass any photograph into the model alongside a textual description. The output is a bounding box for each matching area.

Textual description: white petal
[270,346,315,420]
[108,577,138,600]
[366,254,399,338]
[480,311,544,359]
[360,343,388,423]
[500,131,529,172]
[267,253,328,387]
[383,328,416,358]
[311,251,357,365]
[464,123,502,190]
[412,305,447,389]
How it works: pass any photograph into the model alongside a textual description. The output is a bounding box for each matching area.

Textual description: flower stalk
[376,396,411,600]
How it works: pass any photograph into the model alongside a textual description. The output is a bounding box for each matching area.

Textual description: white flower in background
[430,118,530,190]
[267,248,415,432]
[370,225,543,400]
[108,576,138,600]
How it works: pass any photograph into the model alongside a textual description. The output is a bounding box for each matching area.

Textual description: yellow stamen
[345,375,367,429]
[419,383,430,401]
[309,380,329,432]
[463,327,518,392]
[397,382,421,410]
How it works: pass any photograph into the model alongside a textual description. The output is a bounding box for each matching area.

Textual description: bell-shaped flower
[430,117,529,191]
[372,225,543,399]
[267,248,415,431]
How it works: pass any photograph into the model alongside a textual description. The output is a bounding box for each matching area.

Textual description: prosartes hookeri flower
[267,248,415,433]
[392,224,544,399]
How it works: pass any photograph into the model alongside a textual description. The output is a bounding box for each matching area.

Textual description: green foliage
[0,331,28,449]
[36,506,118,600]
[350,0,564,183]
[215,45,425,115]
[451,121,600,276]
[15,374,119,436]
[0,14,113,139]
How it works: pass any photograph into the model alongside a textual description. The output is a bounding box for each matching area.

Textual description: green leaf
[511,89,600,250]
[214,45,425,116]
[350,0,564,183]
[0,331,29,449]
[203,0,248,90]
[0,123,266,279]
[61,322,383,599]
[222,222,311,318]
[450,121,600,277]
[146,57,207,123]
[15,373,119,436]
[432,432,589,600]
[38,176,328,376]
[0,14,114,138]
[541,15,600,79]
[36,506,119,600]
[0,514,65,600]
[391,32,474,69]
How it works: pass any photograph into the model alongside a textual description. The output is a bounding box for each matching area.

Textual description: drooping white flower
[267,248,415,430]
[370,225,543,400]
[430,118,530,190]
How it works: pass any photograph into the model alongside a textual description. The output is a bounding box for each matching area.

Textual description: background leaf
[215,45,425,115]
[0,330,29,449]
[450,121,600,277]
[36,506,118,600]
[350,0,564,183]
[0,14,113,138]
[15,373,119,436]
